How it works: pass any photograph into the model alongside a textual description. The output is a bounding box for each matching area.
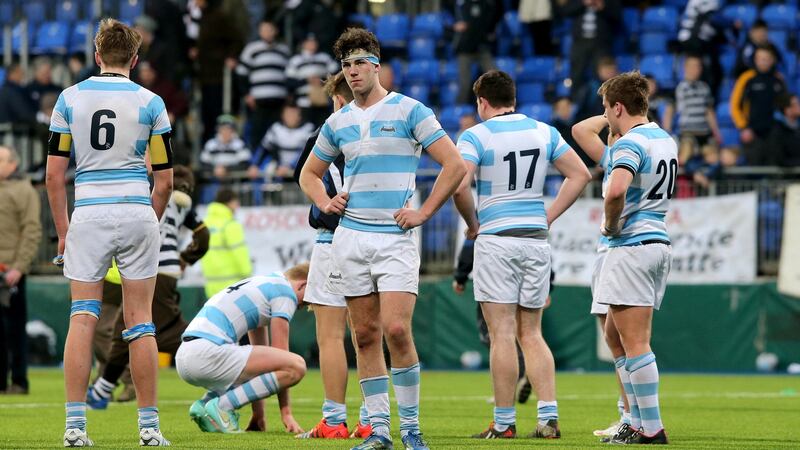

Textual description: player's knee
[353,323,381,350]
[287,354,307,385]
[516,329,543,348]
[383,321,411,346]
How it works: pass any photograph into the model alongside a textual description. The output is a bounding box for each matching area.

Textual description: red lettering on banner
[242,208,308,231]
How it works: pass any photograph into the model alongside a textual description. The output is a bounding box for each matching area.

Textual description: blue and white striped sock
[493,406,515,432]
[391,364,420,438]
[361,376,391,439]
[138,406,159,430]
[537,401,558,426]
[616,356,641,429]
[218,372,280,410]
[322,399,347,426]
[617,395,625,417]
[359,402,370,426]
[627,352,663,436]
[65,402,87,431]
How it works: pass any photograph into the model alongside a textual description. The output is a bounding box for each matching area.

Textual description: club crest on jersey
[379,123,396,134]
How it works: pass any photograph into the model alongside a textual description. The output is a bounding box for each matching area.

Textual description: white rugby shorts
[64,204,159,282]
[590,249,609,315]
[473,234,551,309]
[326,226,420,297]
[306,241,346,307]
[595,243,672,310]
[175,338,252,394]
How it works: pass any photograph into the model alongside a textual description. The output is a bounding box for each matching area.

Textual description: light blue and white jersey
[597,146,611,252]
[182,273,297,345]
[49,75,171,207]
[605,123,678,247]
[312,92,447,233]
[457,113,570,235]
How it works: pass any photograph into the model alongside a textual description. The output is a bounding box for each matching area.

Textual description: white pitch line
[0,391,795,409]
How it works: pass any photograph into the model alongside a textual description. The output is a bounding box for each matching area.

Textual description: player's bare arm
[452,161,479,239]
[572,115,610,163]
[394,136,466,229]
[44,154,70,256]
[602,168,634,236]
[270,317,303,434]
[299,154,348,215]
[548,150,592,225]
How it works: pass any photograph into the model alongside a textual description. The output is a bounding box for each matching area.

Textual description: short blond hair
[284,262,310,281]
[95,18,142,68]
[323,71,354,102]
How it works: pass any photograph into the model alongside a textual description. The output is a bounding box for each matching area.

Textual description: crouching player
[175,263,310,434]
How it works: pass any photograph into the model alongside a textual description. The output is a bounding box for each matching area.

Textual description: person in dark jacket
[730,44,786,165]
[560,0,621,103]
[0,64,37,125]
[454,0,500,104]
[766,93,800,167]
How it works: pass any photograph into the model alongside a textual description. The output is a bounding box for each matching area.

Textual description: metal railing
[29,173,796,276]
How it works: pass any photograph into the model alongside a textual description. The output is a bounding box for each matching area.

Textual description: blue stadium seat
[779,51,796,79]
[639,32,669,54]
[12,22,37,54]
[32,21,70,54]
[56,1,81,23]
[0,67,5,85]
[721,4,758,29]
[0,3,14,26]
[555,60,569,81]
[119,0,144,22]
[517,82,545,105]
[23,1,47,26]
[717,78,734,102]
[439,104,475,131]
[69,21,94,53]
[438,81,459,107]
[759,200,783,255]
[560,35,572,58]
[719,47,737,77]
[404,59,439,86]
[640,54,676,89]
[495,57,518,80]
[520,35,535,58]
[389,58,404,88]
[716,102,734,128]
[410,13,444,39]
[768,30,789,56]
[555,81,570,99]
[622,8,640,37]
[348,13,374,31]
[408,37,435,60]
[518,56,556,83]
[518,103,553,122]
[641,7,679,34]
[662,0,688,8]
[404,83,430,104]
[761,4,797,31]
[720,127,739,148]
[500,11,523,38]
[440,60,459,84]
[375,14,409,50]
[616,54,637,73]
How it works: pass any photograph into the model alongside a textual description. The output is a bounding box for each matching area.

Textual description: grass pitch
[1,369,798,449]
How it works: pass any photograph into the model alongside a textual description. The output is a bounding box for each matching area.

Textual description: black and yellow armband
[47,131,72,158]
[149,131,174,171]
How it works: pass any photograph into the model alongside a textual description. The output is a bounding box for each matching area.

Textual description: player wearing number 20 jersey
[48,74,173,282]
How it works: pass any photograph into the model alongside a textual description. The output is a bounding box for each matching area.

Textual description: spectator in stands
[0,145,42,394]
[766,93,800,167]
[200,114,252,181]
[26,58,62,109]
[561,0,621,103]
[0,64,37,126]
[67,53,95,84]
[733,19,771,78]
[645,75,674,131]
[720,146,741,168]
[574,56,618,122]
[286,34,338,126]
[552,97,586,165]
[136,61,190,163]
[282,0,342,53]
[519,0,555,56]
[730,44,786,166]
[677,0,723,93]
[684,143,721,189]
[196,0,247,142]
[236,19,291,147]
[457,113,478,139]
[675,55,722,164]
[144,0,192,83]
[201,188,251,298]
[248,104,314,182]
[454,0,499,104]
[133,16,173,83]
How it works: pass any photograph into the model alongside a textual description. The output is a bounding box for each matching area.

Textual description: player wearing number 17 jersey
[453,70,591,440]
[46,19,173,447]
[595,72,677,445]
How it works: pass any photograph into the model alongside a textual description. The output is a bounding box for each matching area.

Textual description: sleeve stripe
[313,146,336,163]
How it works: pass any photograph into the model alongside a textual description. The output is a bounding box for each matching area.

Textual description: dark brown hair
[597,71,650,117]
[94,18,142,67]
[473,70,516,108]
[333,28,380,61]
[323,71,354,102]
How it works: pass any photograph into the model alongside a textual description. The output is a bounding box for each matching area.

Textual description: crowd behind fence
[30,173,798,277]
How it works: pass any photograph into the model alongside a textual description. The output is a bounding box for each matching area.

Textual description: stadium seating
[348,13,374,31]
[56,1,81,24]
[11,22,37,54]
[616,54,637,73]
[717,78,734,102]
[375,14,409,51]
[760,4,797,31]
[439,104,475,132]
[518,56,556,84]
[22,1,47,26]
[69,21,93,54]
[494,57,518,80]
[779,52,796,79]
[716,102,734,128]
[0,2,15,26]
[404,83,430,104]
[641,6,679,34]
[640,54,676,89]
[438,81,459,107]
[768,31,789,57]
[719,47,737,77]
[410,12,444,40]
[405,59,439,86]
[119,0,144,23]
[518,103,553,122]
[720,127,740,148]
[440,60,459,84]
[639,32,669,55]
[721,4,758,29]
[32,21,70,55]
[517,82,545,105]
[408,37,436,60]
[621,8,641,37]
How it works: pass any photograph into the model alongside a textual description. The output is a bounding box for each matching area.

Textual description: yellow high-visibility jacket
[201,202,252,298]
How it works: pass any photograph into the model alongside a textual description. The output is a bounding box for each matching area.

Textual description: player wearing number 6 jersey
[46,19,174,447]
[453,70,591,440]
[596,72,677,445]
